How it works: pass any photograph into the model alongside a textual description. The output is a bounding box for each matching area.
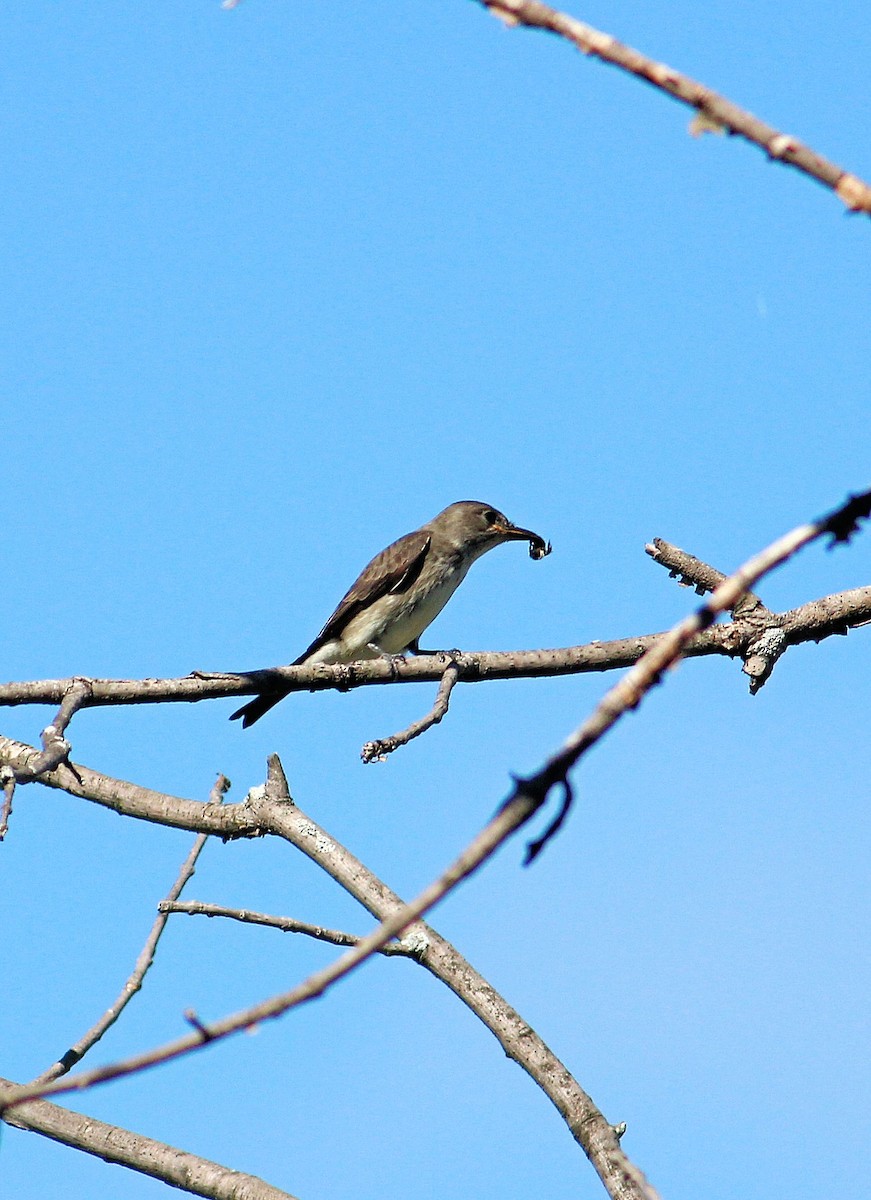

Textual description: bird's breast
[341,557,469,656]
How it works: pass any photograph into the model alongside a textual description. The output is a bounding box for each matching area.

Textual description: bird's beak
[493,520,538,541]
[492,520,552,560]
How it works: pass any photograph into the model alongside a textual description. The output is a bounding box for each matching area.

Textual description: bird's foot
[409,643,463,663]
[366,644,407,680]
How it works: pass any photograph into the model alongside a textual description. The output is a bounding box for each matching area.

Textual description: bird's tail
[229,688,290,728]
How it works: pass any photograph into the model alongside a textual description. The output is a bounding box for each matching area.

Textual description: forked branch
[4,490,868,1124]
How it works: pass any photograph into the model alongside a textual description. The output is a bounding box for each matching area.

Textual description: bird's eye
[483,509,498,524]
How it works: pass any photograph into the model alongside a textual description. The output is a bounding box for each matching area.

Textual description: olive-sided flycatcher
[230,500,551,727]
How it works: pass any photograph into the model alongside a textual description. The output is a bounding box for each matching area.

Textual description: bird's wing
[293,529,432,663]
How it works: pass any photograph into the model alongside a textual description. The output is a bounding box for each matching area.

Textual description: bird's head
[429,501,551,560]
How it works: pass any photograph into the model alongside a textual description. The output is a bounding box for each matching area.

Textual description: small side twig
[646,538,768,619]
[183,1010,214,1042]
[647,537,781,689]
[52,678,94,737]
[2,681,94,814]
[21,679,93,782]
[159,900,414,956]
[208,773,232,805]
[742,626,788,693]
[361,660,460,762]
[33,826,211,1083]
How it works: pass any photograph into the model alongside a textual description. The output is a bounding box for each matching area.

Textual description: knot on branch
[742,627,787,694]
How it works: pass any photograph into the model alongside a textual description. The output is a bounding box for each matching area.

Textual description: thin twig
[51,678,94,737]
[33,830,211,1083]
[479,0,871,214]
[159,900,412,956]
[183,1010,213,1041]
[361,660,460,762]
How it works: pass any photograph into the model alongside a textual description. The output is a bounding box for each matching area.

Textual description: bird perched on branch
[230,500,551,728]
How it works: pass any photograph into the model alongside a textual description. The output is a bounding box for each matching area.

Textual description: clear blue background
[1,3,869,1198]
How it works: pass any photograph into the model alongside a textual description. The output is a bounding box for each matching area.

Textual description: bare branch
[480,0,871,215]
[515,487,871,858]
[243,765,657,1200]
[361,660,460,762]
[781,586,871,640]
[646,538,768,618]
[0,734,261,836]
[1,580,869,715]
[647,539,776,689]
[1,681,96,819]
[0,756,654,1200]
[50,678,94,738]
[159,899,412,955]
[0,587,868,843]
[0,489,868,1190]
[0,1075,297,1200]
[34,831,211,1083]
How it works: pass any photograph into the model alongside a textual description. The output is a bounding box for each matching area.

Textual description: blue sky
[1,3,869,1198]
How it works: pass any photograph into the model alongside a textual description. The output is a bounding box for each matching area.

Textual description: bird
[230,500,551,727]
